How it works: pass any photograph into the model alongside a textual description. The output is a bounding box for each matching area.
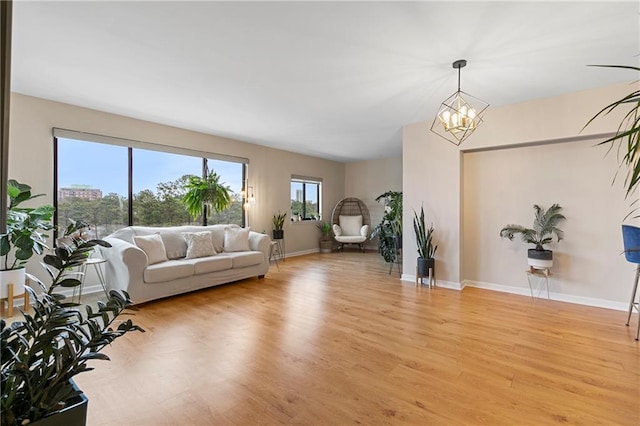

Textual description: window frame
[53,128,248,237]
[290,175,322,221]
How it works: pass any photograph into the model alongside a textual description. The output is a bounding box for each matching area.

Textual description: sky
[58,138,243,196]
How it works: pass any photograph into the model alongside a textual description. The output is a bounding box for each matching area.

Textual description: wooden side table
[72,258,109,303]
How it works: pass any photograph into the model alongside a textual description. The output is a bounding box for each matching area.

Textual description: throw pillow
[224,226,251,252]
[133,233,168,265]
[332,224,342,236]
[339,215,363,236]
[182,231,216,259]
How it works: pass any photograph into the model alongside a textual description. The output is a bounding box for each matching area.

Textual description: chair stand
[626,265,640,341]
[337,242,365,253]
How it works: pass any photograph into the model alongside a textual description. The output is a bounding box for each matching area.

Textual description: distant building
[59,185,102,201]
[295,189,303,202]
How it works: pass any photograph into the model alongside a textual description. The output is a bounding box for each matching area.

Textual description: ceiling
[10,1,640,163]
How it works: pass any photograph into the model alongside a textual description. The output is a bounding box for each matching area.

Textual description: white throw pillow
[339,215,363,236]
[224,227,251,252]
[133,233,168,265]
[332,224,342,237]
[182,231,216,259]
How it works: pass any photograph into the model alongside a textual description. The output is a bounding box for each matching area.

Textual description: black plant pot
[393,234,402,250]
[272,230,284,240]
[417,257,435,276]
[527,248,553,269]
[33,380,88,426]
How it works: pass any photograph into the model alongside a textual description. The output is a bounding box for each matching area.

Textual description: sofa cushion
[143,260,194,283]
[339,215,363,236]
[160,232,188,259]
[224,226,251,252]
[335,235,367,243]
[133,234,168,265]
[207,224,234,253]
[229,251,264,268]
[187,255,233,275]
[183,231,216,259]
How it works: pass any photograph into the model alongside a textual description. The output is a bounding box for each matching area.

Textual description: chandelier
[430,59,489,146]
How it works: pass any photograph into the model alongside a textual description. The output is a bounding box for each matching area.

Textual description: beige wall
[8,93,345,261]
[403,82,639,309]
[345,157,402,249]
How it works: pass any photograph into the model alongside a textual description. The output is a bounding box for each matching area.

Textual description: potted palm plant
[499,203,566,269]
[413,206,437,277]
[316,222,332,253]
[584,65,640,201]
[1,221,144,426]
[1,180,54,306]
[272,212,286,240]
[181,170,232,224]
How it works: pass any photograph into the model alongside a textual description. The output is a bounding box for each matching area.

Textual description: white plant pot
[0,268,27,298]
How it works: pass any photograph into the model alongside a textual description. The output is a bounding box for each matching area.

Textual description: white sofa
[99,224,270,304]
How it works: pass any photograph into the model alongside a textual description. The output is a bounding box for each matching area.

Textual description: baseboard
[462,280,628,312]
[398,275,628,311]
[283,248,320,258]
[401,274,464,291]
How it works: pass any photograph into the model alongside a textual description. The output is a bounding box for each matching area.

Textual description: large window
[54,130,247,238]
[290,176,322,221]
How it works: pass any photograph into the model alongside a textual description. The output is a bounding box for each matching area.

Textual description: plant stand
[0,282,29,318]
[269,241,281,271]
[416,263,435,288]
[526,267,551,301]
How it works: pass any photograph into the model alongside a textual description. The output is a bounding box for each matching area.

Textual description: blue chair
[621,225,640,340]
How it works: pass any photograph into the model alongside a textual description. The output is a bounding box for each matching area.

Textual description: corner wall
[345,157,402,250]
[402,82,639,309]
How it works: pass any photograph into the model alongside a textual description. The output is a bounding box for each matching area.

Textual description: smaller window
[290,177,322,221]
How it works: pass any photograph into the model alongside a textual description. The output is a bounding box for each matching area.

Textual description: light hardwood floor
[71,252,639,425]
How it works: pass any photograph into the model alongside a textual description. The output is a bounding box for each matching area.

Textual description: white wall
[8,93,345,264]
[345,157,402,249]
[403,81,639,309]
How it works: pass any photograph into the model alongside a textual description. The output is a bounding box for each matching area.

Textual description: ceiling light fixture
[430,59,489,146]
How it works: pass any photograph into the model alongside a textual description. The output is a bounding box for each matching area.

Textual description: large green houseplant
[1,180,54,301]
[584,65,640,201]
[370,191,402,263]
[413,206,437,279]
[499,203,566,269]
[181,170,232,223]
[1,220,144,425]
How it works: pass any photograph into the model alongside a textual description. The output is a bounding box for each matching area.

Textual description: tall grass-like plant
[499,204,566,251]
[413,206,437,259]
[584,65,640,200]
[272,212,287,231]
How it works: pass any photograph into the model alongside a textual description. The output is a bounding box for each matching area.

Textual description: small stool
[526,267,550,301]
[72,257,109,304]
[0,282,30,318]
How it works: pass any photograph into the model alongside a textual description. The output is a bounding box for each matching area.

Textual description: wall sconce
[243,185,255,210]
